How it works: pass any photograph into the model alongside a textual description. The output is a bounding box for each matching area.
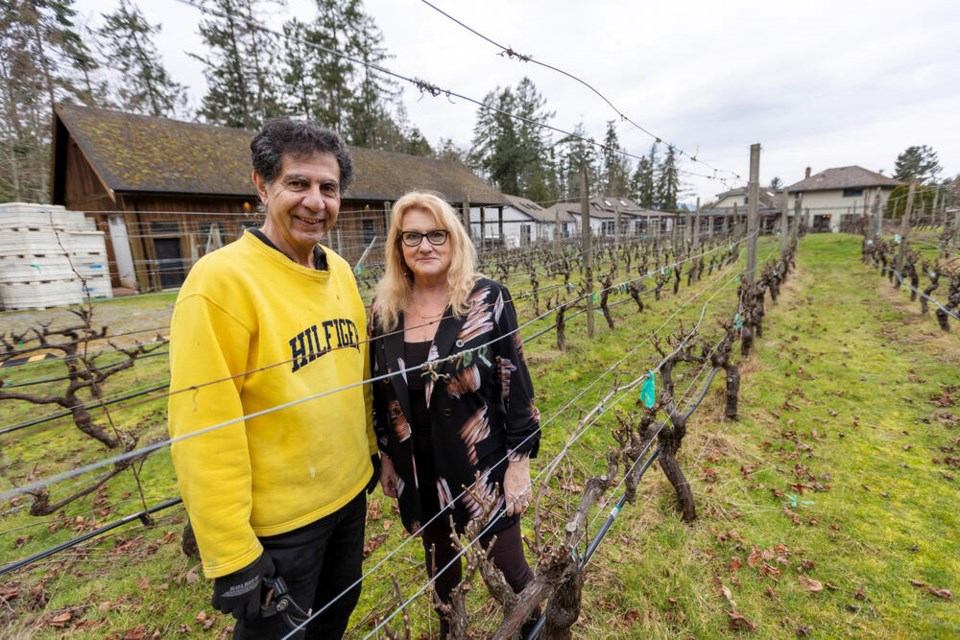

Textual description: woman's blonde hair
[373,191,479,331]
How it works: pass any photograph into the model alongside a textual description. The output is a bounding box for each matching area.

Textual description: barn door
[154,238,185,288]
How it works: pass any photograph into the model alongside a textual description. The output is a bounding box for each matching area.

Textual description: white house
[546,196,671,239]
[785,166,904,233]
[470,194,558,247]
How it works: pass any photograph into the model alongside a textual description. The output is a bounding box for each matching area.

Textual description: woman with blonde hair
[370,191,540,637]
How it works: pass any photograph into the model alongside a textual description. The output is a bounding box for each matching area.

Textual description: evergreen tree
[281,1,422,152]
[555,122,597,202]
[656,145,680,211]
[893,145,942,184]
[434,138,469,164]
[470,86,522,195]
[470,77,554,199]
[630,143,657,208]
[193,0,282,128]
[0,0,93,202]
[600,120,631,197]
[97,0,186,117]
[513,77,555,201]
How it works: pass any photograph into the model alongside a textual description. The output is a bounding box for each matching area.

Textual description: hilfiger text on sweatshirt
[289,318,361,373]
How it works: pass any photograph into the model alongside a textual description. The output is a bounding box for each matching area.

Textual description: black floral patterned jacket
[370,278,540,535]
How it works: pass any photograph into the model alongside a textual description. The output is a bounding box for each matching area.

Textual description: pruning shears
[261,575,312,630]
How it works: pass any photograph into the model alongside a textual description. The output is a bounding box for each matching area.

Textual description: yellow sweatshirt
[168,231,374,578]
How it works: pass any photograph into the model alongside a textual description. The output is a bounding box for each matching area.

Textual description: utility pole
[745,143,760,285]
[581,165,594,338]
[896,182,916,278]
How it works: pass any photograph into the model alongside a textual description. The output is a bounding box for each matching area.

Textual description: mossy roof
[54,104,506,205]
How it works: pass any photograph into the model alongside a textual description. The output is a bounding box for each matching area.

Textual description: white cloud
[73,0,960,201]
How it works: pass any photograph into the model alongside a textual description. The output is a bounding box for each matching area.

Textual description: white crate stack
[0,203,112,311]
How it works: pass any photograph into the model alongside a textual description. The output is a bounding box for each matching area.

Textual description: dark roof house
[785,166,902,193]
[51,104,504,291]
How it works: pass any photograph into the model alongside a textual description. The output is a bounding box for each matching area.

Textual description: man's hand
[379,454,399,498]
[211,553,274,621]
[504,458,532,517]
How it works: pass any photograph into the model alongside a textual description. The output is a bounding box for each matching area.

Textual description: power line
[417,0,740,182]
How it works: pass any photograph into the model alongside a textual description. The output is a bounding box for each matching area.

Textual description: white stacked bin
[0,203,112,310]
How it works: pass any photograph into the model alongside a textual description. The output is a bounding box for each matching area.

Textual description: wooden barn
[51,104,505,292]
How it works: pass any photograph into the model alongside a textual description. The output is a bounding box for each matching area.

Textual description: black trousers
[420,518,536,638]
[234,491,366,640]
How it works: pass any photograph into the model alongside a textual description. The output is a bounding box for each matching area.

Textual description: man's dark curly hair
[250,118,353,191]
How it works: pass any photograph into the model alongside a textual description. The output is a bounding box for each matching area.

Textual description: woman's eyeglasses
[400,229,449,247]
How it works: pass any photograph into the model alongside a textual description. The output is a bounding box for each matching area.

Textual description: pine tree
[556,122,597,201]
[630,143,657,208]
[893,145,942,184]
[656,145,680,211]
[281,0,421,152]
[470,78,554,199]
[0,0,93,202]
[470,86,522,195]
[97,0,186,117]
[193,0,282,128]
[600,120,631,197]
[434,138,469,164]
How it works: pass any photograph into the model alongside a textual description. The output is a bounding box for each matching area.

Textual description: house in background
[784,166,903,233]
[545,196,673,239]
[51,103,505,292]
[707,185,784,234]
[471,194,575,247]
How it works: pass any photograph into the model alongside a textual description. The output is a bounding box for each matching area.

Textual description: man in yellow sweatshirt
[168,118,377,639]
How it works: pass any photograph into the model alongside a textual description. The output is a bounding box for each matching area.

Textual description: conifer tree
[600,120,631,197]
[97,0,186,117]
[893,145,942,185]
[0,0,94,202]
[630,143,657,208]
[193,0,282,128]
[470,77,554,199]
[656,144,680,211]
[555,122,598,202]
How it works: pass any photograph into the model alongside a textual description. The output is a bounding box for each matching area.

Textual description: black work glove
[211,553,275,621]
[367,453,381,494]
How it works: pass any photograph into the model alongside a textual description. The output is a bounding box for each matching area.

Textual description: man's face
[253,151,341,263]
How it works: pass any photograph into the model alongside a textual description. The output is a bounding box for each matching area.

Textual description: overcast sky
[72,0,960,204]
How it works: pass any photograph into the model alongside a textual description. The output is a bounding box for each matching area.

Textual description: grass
[1,233,958,638]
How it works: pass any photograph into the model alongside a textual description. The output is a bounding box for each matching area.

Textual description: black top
[404,339,438,514]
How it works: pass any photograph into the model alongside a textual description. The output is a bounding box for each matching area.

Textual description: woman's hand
[503,457,532,517]
[379,454,399,498]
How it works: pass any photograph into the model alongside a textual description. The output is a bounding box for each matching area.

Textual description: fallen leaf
[798,576,823,592]
[720,584,736,607]
[926,587,953,600]
[747,546,762,568]
[853,585,868,601]
[49,611,73,627]
[909,579,927,588]
[727,609,757,631]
